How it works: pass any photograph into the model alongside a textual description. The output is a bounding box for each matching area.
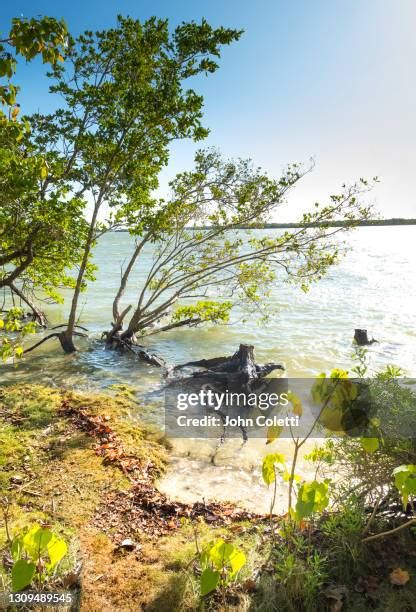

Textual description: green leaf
[11,559,36,591]
[14,346,24,358]
[228,548,246,577]
[46,535,68,571]
[207,539,228,568]
[262,453,285,486]
[361,437,379,453]
[393,465,416,508]
[40,163,48,180]
[295,481,329,521]
[200,567,220,596]
[23,525,52,561]
[11,537,23,562]
[266,425,283,444]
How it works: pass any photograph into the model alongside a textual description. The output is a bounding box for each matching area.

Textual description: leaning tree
[104,148,376,353]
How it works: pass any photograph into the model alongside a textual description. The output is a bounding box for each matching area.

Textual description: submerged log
[354,329,378,346]
[174,343,283,390]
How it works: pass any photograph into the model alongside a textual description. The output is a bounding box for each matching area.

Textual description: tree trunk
[112,236,148,324]
[58,330,77,353]
[62,204,100,353]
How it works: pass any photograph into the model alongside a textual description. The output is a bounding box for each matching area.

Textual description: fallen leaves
[93,483,263,544]
[59,397,264,544]
[390,567,410,586]
[59,399,155,481]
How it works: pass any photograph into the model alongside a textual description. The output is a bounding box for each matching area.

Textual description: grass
[0,384,257,611]
[0,384,175,607]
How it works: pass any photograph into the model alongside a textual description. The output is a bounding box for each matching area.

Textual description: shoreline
[114,218,416,231]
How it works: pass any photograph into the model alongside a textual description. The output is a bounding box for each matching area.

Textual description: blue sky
[2,0,416,219]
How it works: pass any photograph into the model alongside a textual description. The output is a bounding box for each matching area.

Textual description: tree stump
[354,329,378,346]
[170,344,285,442]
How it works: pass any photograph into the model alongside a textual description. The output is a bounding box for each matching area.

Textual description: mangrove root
[105,333,167,368]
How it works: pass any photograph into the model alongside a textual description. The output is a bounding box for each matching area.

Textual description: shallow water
[2,226,416,512]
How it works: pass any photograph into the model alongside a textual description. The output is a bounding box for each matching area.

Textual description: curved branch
[9,283,47,327]
[0,250,34,288]
[50,323,89,332]
[23,333,60,354]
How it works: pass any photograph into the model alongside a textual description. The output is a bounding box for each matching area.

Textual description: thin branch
[362,518,416,543]
[23,333,60,354]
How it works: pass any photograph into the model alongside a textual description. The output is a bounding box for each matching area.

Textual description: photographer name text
[176,414,299,427]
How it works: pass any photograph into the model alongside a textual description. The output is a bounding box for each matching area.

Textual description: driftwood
[354,329,378,346]
[171,344,285,444]
[174,343,283,390]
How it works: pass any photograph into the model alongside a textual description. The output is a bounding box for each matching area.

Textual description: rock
[119,538,136,550]
[10,475,24,484]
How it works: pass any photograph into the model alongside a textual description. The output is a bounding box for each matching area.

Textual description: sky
[2,0,416,220]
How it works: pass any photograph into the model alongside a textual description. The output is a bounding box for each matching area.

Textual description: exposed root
[104,332,167,368]
[174,344,283,390]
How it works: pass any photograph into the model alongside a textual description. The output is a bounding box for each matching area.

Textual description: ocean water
[2,226,415,511]
[3,225,415,384]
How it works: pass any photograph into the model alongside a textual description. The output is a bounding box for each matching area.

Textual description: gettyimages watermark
[164,377,416,439]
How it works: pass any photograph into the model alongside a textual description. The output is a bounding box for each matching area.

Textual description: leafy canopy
[0,16,90,303]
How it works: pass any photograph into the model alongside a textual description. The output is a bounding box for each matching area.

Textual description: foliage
[9,524,67,591]
[0,307,36,362]
[26,16,241,349]
[0,124,91,296]
[328,371,416,506]
[112,149,375,340]
[0,15,91,319]
[294,481,330,521]
[320,502,367,569]
[261,523,328,612]
[199,538,246,596]
[261,452,286,486]
[0,16,67,106]
[256,360,416,610]
[172,300,233,324]
[393,465,416,509]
